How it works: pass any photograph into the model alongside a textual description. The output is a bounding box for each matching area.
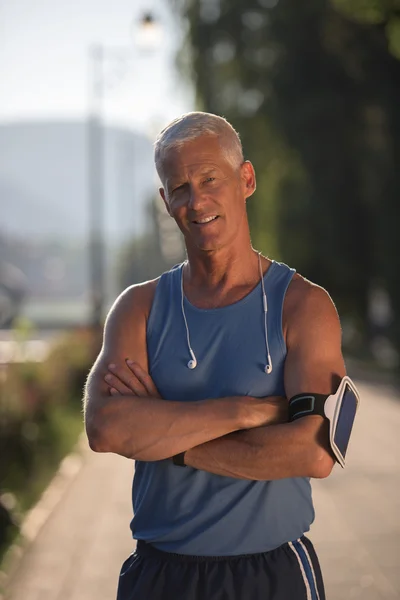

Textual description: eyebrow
[198,167,217,176]
[167,178,185,191]
[166,167,218,191]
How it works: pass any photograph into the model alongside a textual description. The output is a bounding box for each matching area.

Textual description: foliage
[174,0,400,353]
[117,197,186,292]
[0,330,91,561]
[38,329,93,406]
[117,232,167,291]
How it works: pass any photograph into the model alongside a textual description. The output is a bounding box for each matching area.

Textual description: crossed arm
[84,282,286,462]
[84,278,345,481]
[184,282,346,480]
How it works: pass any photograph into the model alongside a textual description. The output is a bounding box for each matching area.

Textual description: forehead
[161,135,232,182]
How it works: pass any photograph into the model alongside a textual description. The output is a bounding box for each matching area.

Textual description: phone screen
[334,385,358,458]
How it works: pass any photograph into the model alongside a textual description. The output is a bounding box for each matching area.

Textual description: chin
[193,238,227,252]
[187,229,239,252]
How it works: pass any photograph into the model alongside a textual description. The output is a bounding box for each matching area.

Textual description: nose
[188,185,204,211]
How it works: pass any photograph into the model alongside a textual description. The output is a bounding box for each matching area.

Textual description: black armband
[288,393,328,421]
[287,377,361,469]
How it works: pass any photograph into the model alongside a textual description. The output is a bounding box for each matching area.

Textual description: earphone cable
[181,262,197,367]
[259,252,273,373]
[181,253,272,373]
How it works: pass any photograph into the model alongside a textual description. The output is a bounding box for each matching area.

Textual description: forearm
[185,417,333,480]
[86,394,248,461]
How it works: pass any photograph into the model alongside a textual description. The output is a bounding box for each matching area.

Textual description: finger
[104,372,135,395]
[110,387,120,396]
[107,363,147,395]
[126,361,161,397]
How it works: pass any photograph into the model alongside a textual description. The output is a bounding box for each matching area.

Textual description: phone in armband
[288,376,360,468]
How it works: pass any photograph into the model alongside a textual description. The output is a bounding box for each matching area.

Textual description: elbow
[87,432,105,453]
[86,424,122,455]
[84,410,138,459]
[84,409,111,454]
[310,448,335,479]
[84,400,123,455]
[85,420,106,453]
[296,418,336,479]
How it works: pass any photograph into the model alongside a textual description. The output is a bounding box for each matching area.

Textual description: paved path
[1,381,399,600]
[310,381,400,600]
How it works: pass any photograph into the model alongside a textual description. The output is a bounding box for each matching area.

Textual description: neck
[184,244,262,291]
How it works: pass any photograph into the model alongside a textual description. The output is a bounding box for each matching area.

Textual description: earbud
[264,363,272,374]
[187,347,197,369]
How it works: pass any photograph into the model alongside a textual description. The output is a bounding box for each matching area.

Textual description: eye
[203,177,216,184]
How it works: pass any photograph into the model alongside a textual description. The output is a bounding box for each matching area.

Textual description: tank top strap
[264,260,296,356]
[147,263,183,337]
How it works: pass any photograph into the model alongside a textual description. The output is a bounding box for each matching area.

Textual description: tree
[174,0,400,355]
[116,196,185,290]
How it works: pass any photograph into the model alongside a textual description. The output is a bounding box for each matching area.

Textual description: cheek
[169,197,189,225]
[169,193,188,213]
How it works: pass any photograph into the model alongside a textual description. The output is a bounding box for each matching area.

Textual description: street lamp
[132,12,163,49]
[87,12,161,348]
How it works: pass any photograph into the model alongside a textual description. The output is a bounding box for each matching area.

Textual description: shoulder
[85,276,165,406]
[283,272,341,344]
[105,277,160,330]
[92,277,160,375]
[285,272,338,317]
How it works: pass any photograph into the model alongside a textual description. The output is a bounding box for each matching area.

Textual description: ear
[159,187,172,216]
[241,161,256,200]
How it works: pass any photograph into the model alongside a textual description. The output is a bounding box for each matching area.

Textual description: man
[84,112,346,600]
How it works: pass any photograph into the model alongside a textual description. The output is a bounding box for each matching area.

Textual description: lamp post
[87,13,161,349]
[88,44,105,343]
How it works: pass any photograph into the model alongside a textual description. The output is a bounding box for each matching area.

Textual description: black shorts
[116,536,325,600]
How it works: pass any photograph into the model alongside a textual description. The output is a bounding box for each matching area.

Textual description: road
[1,380,399,600]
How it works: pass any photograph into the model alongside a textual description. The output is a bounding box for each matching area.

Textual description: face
[159,135,256,252]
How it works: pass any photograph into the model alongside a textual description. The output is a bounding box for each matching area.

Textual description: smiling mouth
[192,215,219,225]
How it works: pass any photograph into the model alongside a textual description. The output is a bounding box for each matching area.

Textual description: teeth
[195,216,217,224]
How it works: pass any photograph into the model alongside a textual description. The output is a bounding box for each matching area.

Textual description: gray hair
[154,112,244,183]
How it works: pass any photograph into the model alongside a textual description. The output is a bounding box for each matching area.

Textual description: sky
[0,0,194,134]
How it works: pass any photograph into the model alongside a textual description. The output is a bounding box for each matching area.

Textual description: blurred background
[0,1,399,599]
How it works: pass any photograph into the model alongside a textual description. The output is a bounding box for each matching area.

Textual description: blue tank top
[130,260,315,556]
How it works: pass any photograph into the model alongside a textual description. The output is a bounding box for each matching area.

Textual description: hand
[241,395,288,429]
[104,360,162,399]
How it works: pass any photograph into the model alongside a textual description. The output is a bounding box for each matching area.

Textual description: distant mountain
[0,120,157,242]
[0,177,74,237]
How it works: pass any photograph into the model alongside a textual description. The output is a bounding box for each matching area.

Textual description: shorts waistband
[135,538,305,563]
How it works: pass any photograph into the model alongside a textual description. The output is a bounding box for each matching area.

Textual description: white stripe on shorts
[298,538,320,600]
[288,541,312,600]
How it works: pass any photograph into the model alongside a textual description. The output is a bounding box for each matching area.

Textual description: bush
[0,328,93,561]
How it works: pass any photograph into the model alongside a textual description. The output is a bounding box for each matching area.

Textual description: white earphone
[181,252,273,374]
[187,355,197,370]
[180,273,198,369]
[260,257,273,374]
